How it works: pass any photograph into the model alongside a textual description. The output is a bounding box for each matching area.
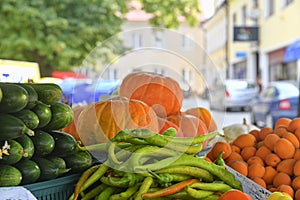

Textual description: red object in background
[52,71,86,79]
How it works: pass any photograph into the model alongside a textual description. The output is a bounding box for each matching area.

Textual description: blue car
[251,81,299,128]
[58,78,120,105]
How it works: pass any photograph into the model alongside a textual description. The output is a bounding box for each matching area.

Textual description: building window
[281,0,293,8]
[233,13,237,25]
[181,34,193,50]
[154,31,164,48]
[132,33,142,48]
[265,0,275,17]
[252,0,259,8]
[242,5,247,25]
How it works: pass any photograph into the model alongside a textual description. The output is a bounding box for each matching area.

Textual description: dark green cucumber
[0,87,2,103]
[0,114,34,140]
[32,102,52,128]
[0,83,29,113]
[0,140,24,165]
[33,157,70,181]
[0,165,22,186]
[47,156,67,169]
[17,84,39,109]
[13,109,40,130]
[15,134,35,159]
[49,131,78,157]
[14,159,40,184]
[43,102,74,131]
[27,83,63,105]
[64,150,93,172]
[30,130,55,157]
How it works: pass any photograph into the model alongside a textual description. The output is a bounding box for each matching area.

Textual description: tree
[0,0,202,76]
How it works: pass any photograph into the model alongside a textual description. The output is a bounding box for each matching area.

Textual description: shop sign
[233,26,259,42]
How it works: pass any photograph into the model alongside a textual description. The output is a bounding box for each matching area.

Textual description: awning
[52,71,86,79]
[284,39,300,62]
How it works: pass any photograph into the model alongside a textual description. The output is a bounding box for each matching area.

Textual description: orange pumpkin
[119,71,183,118]
[185,107,218,132]
[157,117,180,134]
[167,112,209,147]
[76,97,159,145]
[62,105,86,142]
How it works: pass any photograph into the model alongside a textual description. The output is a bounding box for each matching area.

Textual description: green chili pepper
[134,177,154,200]
[189,182,232,193]
[163,131,221,145]
[185,187,215,199]
[100,173,144,188]
[95,186,117,200]
[214,151,225,168]
[166,190,198,200]
[79,164,110,195]
[147,169,192,183]
[135,154,242,190]
[109,183,141,200]
[161,127,177,137]
[81,183,108,200]
[155,165,214,182]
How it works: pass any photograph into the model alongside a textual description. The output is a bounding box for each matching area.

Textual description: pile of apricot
[207,117,300,200]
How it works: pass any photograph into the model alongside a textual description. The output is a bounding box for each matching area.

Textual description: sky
[200,0,215,19]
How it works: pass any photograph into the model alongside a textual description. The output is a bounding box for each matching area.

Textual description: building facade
[100,4,207,96]
[203,0,300,88]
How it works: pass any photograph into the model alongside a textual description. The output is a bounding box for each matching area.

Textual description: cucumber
[32,102,52,128]
[15,134,35,159]
[17,84,39,109]
[0,114,34,140]
[47,156,67,169]
[64,150,93,172]
[14,159,40,184]
[33,157,70,181]
[30,130,55,157]
[0,83,29,113]
[0,87,2,103]
[0,165,22,186]
[27,83,63,105]
[13,109,40,130]
[0,140,24,165]
[43,102,74,131]
[49,131,78,157]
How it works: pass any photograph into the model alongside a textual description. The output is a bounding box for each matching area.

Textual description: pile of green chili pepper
[69,128,243,200]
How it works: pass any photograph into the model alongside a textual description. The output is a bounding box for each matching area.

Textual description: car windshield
[226,81,256,91]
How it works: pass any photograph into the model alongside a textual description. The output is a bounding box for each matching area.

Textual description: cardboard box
[226,166,271,200]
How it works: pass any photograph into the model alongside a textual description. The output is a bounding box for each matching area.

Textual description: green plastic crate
[23,173,80,200]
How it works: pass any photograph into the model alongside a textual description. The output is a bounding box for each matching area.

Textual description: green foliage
[0,0,202,76]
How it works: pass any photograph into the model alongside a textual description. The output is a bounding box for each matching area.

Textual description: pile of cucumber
[0,83,93,187]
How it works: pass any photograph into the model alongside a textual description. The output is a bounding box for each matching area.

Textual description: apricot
[263,166,278,185]
[255,145,272,161]
[283,132,300,148]
[274,138,295,159]
[248,163,265,178]
[259,127,273,141]
[247,156,265,167]
[263,133,280,151]
[211,141,232,160]
[277,159,297,176]
[288,117,300,133]
[241,146,256,161]
[251,176,266,188]
[273,126,288,137]
[265,153,281,167]
[232,134,256,149]
[293,160,300,176]
[277,184,294,199]
[292,176,300,191]
[230,160,248,177]
[273,172,292,188]
[275,117,292,129]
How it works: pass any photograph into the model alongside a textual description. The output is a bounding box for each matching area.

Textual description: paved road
[182,97,252,129]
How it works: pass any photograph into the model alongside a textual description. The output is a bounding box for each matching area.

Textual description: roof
[124,1,206,23]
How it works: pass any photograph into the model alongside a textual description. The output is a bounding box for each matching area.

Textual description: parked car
[209,79,260,111]
[58,78,120,105]
[251,81,299,128]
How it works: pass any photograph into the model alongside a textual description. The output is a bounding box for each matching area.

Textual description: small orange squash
[119,71,183,117]
[184,107,217,132]
[166,112,209,147]
[76,97,159,145]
